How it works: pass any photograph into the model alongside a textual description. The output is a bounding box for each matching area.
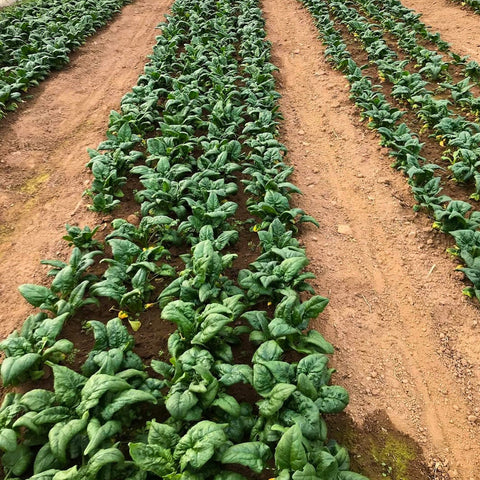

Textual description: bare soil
[1,0,480,479]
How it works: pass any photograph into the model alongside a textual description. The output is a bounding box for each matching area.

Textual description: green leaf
[179,347,214,372]
[49,412,89,464]
[253,340,283,362]
[1,353,42,386]
[296,354,331,390]
[101,389,156,420]
[215,364,253,386]
[51,265,75,295]
[84,420,122,456]
[281,392,321,440]
[129,442,175,476]
[268,318,299,338]
[86,447,124,476]
[161,300,196,339]
[292,463,321,480]
[19,389,55,412]
[77,374,130,414]
[32,406,71,426]
[108,238,142,263]
[34,444,63,474]
[253,361,294,396]
[301,296,329,319]
[258,383,296,416]
[212,393,241,417]
[174,421,227,470]
[147,421,180,449]
[277,256,309,282]
[192,312,232,345]
[275,424,307,471]
[52,466,78,479]
[18,284,54,307]
[51,364,87,407]
[2,443,33,476]
[294,330,334,355]
[33,313,69,343]
[214,473,248,480]
[166,389,198,420]
[316,386,349,413]
[0,428,17,452]
[221,442,271,473]
[297,373,317,400]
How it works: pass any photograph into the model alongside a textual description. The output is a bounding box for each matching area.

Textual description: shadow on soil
[328,410,436,480]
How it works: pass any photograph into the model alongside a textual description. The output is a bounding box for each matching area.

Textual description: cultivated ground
[0,0,479,478]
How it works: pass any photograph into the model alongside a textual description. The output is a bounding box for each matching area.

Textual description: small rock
[426,239,434,245]
[127,214,140,226]
[422,227,431,233]
[298,129,305,135]
[293,49,300,54]
[377,178,390,185]
[468,414,477,423]
[408,231,417,237]
[311,236,319,242]
[371,371,377,378]
[337,224,353,236]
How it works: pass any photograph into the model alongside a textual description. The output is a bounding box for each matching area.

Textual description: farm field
[1,0,480,478]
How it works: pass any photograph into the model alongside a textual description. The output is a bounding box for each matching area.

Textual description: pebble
[426,238,434,245]
[127,214,140,226]
[468,414,477,423]
[293,49,300,54]
[298,129,305,135]
[337,224,353,235]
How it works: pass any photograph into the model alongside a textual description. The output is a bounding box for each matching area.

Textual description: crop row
[0,0,131,119]
[329,0,480,196]
[0,0,367,478]
[297,0,480,302]
[449,0,480,14]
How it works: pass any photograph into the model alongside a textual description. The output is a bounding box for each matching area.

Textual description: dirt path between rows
[0,0,173,338]
[402,0,480,61]
[1,0,480,478]
[262,0,480,478]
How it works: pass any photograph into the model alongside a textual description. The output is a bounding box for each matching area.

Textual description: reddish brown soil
[0,0,173,337]
[1,0,480,479]
[263,0,480,479]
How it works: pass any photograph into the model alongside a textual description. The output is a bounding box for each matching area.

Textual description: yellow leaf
[118,311,129,319]
[129,320,142,332]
